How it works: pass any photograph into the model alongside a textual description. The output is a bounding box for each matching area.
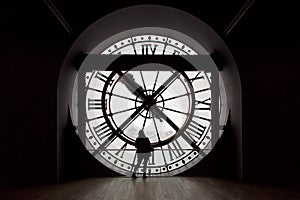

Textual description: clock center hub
[145,98,157,110]
[134,89,165,119]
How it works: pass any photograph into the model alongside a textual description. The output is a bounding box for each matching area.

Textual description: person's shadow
[132,130,154,178]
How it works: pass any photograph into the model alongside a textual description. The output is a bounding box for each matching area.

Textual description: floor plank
[1,177,300,200]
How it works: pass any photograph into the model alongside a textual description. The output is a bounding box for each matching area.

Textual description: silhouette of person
[132,130,154,178]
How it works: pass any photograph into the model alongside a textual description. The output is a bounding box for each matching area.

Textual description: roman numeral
[115,142,127,158]
[195,97,211,110]
[93,121,111,140]
[148,152,155,165]
[95,72,113,85]
[167,140,185,161]
[189,72,204,83]
[88,98,102,110]
[141,44,158,55]
[185,120,207,140]
[92,133,118,156]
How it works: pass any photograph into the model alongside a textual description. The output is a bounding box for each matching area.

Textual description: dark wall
[0,1,70,187]
[236,48,300,183]
[1,1,300,188]
[228,1,300,183]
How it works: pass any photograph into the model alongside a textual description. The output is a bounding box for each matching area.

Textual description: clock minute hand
[117,71,147,100]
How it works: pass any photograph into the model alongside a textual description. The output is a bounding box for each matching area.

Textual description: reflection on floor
[1,177,300,200]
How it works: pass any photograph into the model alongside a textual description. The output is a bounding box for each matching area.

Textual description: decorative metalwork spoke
[152,72,180,100]
[156,93,188,103]
[109,92,142,102]
[152,112,162,144]
[157,106,188,115]
[194,88,210,94]
[140,71,148,96]
[152,71,159,91]
[142,110,149,130]
[111,107,137,116]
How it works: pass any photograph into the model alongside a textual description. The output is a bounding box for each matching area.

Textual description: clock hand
[150,105,200,151]
[117,71,147,101]
[149,105,179,132]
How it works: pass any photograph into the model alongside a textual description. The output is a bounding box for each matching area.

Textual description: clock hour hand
[117,71,147,101]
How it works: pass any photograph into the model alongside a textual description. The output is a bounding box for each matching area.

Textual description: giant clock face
[70,7,229,177]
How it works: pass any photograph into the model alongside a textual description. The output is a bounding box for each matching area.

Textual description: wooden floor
[1,177,300,200]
